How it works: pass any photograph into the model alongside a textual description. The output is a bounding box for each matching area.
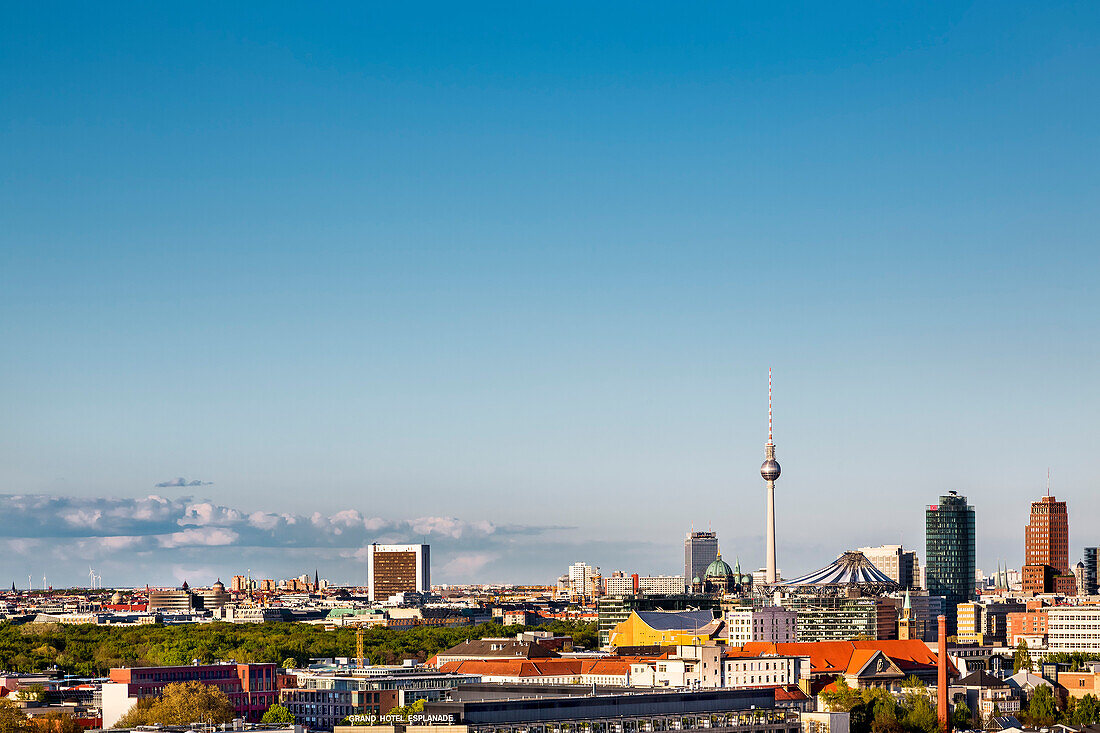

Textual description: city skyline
[0,477,1094,588]
[3,3,1099,587]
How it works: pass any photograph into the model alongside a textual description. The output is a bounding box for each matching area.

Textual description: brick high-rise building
[1022,494,1075,594]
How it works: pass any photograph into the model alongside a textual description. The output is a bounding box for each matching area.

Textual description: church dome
[212,579,226,592]
[705,556,734,579]
[110,591,123,604]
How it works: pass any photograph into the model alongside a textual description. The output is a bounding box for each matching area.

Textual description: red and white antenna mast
[768,367,773,444]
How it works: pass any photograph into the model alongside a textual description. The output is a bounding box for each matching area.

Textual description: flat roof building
[367,544,430,602]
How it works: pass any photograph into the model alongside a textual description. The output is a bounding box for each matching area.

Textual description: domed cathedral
[692,553,752,594]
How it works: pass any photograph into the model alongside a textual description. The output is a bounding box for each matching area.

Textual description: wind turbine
[88,567,96,590]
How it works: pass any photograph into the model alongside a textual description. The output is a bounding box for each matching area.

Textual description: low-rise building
[1059,664,1100,699]
[722,652,807,689]
[422,686,802,733]
[738,640,955,693]
[102,662,279,728]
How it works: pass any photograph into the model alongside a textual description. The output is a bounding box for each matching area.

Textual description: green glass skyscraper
[925,491,976,637]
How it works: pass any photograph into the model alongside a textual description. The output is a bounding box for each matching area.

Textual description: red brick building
[105,663,278,725]
[1022,495,1075,594]
[1006,609,1048,645]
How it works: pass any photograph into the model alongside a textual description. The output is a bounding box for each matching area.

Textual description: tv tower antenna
[770,363,778,440]
[761,368,781,584]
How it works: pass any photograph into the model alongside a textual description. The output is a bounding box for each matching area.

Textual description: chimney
[938,614,950,733]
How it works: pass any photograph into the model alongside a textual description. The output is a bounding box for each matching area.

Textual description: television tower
[761,368,782,584]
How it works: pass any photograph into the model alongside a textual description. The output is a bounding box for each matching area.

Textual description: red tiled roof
[774,685,810,702]
[438,656,664,679]
[737,640,957,677]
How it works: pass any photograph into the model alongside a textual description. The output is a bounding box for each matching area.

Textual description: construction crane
[355,625,366,668]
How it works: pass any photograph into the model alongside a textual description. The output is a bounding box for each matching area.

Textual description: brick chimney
[938,614,950,733]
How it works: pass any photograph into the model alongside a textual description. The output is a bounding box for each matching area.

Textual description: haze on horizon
[2,3,1099,588]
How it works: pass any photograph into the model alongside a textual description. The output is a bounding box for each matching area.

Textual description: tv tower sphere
[760,457,781,481]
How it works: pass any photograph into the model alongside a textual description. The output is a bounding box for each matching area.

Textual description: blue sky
[2,2,1099,588]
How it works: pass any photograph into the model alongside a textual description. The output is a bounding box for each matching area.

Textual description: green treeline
[0,619,597,676]
[822,675,1100,733]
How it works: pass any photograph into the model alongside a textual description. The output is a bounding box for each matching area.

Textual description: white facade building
[723,654,808,688]
[726,608,797,644]
[1047,607,1100,654]
[560,562,600,599]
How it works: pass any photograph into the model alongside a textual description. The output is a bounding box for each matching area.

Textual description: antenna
[1047,468,1051,497]
[768,367,773,443]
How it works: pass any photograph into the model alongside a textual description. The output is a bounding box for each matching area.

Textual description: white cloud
[158,528,239,548]
[440,552,498,580]
[61,509,102,528]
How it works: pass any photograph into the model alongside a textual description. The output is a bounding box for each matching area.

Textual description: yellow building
[608,610,724,648]
[956,602,983,644]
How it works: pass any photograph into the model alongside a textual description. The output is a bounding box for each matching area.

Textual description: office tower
[684,531,719,591]
[925,491,976,636]
[761,368,781,584]
[1022,493,1075,594]
[1085,548,1099,596]
[366,543,430,602]
[858,544,921,589]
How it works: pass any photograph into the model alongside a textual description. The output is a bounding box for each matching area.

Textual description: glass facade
[1084,547,1098,596]
[925,491,976,637]
[685,532,719,592]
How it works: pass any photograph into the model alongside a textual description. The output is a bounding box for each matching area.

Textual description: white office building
[1047,607,1100,654]
[726,608,798,644]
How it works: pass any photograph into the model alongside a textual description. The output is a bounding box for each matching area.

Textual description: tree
[281,657,298,669]
[1072,694,1100,726]
[0,700,28,733]
[26,712,82,733]
[1013,640,1033,674]
[385,699,425,719]
[261,704,295,724]
[900,693,939,733]
[952,700,973,730]
[17,684,46,703]
[1026,684,1058,726]
[821,677,863,713]
[112,681,236,727]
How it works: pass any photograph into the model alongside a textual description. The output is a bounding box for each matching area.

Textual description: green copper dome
[705,555,734,579]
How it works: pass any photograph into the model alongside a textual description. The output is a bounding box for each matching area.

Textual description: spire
[1047,468,1051,497]
[770,365,778,444]
[904,588,911,611]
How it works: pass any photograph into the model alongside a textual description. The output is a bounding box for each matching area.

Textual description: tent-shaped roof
[777,551,898,590]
